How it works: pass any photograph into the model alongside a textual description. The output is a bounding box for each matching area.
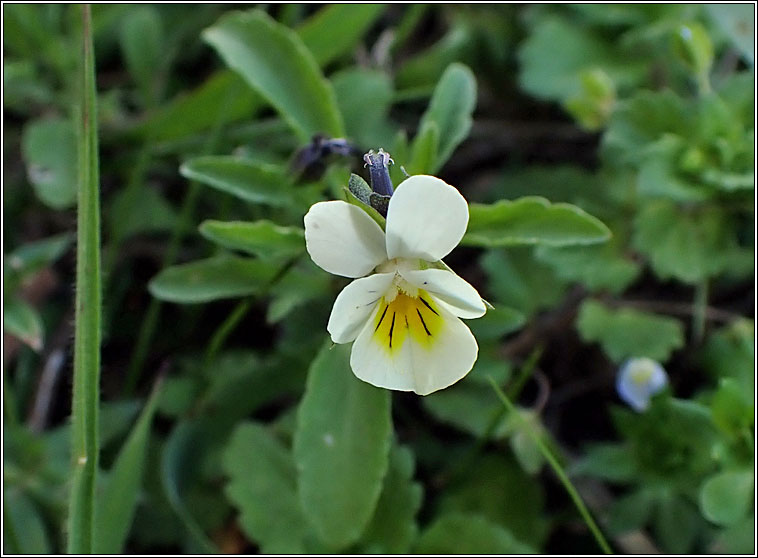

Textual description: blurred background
[3,4,755,554]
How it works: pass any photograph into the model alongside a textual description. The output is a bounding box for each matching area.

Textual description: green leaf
[502,408,546,474]
[94,381,163,553]
[137,70,261,141]
[572,443,637,483]
[3,297,43,351]
[633,201,735,284]
[705,4,754,65]
[180,156,293,206]
[119,6,163,105]
[109,185,177,241]
[480,248,567,317]
[415,513,537,554]
[699,469,754,526]
[700,319,754,390]
[266,259,331,324]
[418,63,476,172]
[297,4,385,67]
[358,445,423,554]
[518,15,645,102]
[3,488,52,554]
[672,22,713,78]
[342,184,387,230]
[223,423,316,553]
[203,10,344,140]
[576,300,684,363]
[710,378,754,436]
[607,489,655,535]
[199,220,304,260]
[653,493,701,554]
[332,68,394,147]
[148,255,280,304]
[21,117,78,209]
[396,24,475,90]
[535,242,640,294]
[408,120,439,175]
[161,420,218,553]
[437,454,548,548]
[293,341,392,549]
[464,197,611,248]
[4,233,73,284]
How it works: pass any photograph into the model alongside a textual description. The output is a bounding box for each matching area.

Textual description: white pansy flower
[304,174,486,395]
[616,357,669,412]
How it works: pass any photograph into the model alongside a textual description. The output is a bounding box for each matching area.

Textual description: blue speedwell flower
[616,357,669,412]
[304,175,486,395]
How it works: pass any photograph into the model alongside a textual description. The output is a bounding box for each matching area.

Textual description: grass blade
[67,5,102,553]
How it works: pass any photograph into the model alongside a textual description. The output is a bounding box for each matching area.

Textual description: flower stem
[487,377,613,555]
[68,5,102,552]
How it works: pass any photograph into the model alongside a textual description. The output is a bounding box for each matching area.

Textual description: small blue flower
[616,357,669,412]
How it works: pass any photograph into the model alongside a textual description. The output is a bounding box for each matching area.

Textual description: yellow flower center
[372,289,443,355]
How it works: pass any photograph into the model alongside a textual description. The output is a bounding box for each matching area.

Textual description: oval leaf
[293,341,392,549]
[4,297,43,351]
[148,255,280,303]
[463,196,611,247]
[21,117,78,209]
[699,470,754,526]
[199,220,304,260]
[418,62,477,172]
[180,156,293,206]
[202,10,343,141]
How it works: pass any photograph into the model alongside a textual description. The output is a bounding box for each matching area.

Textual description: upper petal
[327,272,395,344]
[385,175,469,261]
[400,267,486,319]
[350,299,479,395]
[304,201,387,278]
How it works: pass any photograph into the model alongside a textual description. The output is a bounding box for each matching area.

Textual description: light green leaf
[396,25,475,90]
[418,63,476,172]
[21,117,78,209]
[293,341,392,549]
[266,259,330,324]
[94,381,163,553]
[332,68,394,147]
[577,300,684,363]
[653,493,700,554]
[518,15,645,102]
[415,513,537,554]
[148,256,280,304]
[408,120,439,175]
[4,233,73,283]
[359,445,423,554]
[710,378,754,435]
[535,242,640,294]
[297,4,385,67]
[181,156,293,206]
[633,200,734,283]
[464,197,611,247]
[223,423,317,553]
[119,6,163,105]
[705,4,754,65]
[700,470,754,526]
[137,70,260,141]
[607,489,655,535]
[199,220,304,260]
[4,297,43,351]
[203,10,344,140]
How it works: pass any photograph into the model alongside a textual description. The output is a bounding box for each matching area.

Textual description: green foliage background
[3,4,754,554]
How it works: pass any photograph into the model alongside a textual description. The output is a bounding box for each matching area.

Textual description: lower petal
[350,294,479,395]
[327,273,395,343]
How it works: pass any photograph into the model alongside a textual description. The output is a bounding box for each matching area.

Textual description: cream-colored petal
[350,300,479,395]
[400,267,486,319]
[327,273,395,344]
[385,175,469,261]
[304,201,387,278]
